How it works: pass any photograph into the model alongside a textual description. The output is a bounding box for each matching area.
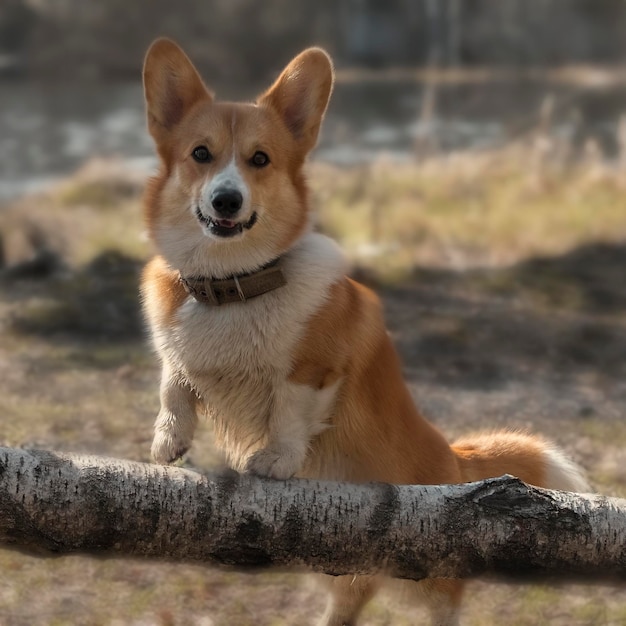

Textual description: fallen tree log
[1,446,625,583]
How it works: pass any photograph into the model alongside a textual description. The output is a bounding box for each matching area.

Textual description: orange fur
[141,256,187,327]
[453,431,547,486]
[140,39,588,626]
[291,278,460,485]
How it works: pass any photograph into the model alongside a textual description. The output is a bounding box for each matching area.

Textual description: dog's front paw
[151,428,191,465]
[245,446,303,480]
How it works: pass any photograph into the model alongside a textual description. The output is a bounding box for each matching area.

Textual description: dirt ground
[1,162,625,624]
[1,247,625,625]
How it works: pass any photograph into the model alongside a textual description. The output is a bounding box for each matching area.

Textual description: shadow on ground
[368,242,626,389]
[2,250,144,343]
[2,242,626,389]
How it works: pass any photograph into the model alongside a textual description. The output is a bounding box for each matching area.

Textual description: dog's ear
[258,48,334,153]
[143,38,212,141]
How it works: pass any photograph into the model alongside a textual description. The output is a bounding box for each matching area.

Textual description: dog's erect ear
[143,38,212,140]
[258,48,334,153]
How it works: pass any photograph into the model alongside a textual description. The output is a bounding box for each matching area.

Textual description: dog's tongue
[217,219,237,228]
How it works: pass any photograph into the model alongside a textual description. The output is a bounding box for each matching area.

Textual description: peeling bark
[1,446,625,583]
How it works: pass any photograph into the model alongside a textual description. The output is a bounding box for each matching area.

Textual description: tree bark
[1,446,625,583]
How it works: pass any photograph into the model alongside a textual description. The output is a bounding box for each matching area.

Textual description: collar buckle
[232,275,246,302]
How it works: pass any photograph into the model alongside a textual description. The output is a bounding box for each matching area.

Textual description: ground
[0,151,625,625]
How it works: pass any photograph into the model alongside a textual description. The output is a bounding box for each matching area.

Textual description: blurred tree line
[2,0,626,80]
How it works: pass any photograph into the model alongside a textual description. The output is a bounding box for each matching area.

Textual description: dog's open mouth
[196,208,258,238]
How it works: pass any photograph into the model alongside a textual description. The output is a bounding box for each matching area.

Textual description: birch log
[1,446,625,583]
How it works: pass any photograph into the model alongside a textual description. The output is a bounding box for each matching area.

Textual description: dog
[140,38,589,626]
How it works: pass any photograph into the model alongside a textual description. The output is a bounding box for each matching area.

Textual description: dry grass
[0,158,149,271]
[311,139,626,277]
[1,145,626,624]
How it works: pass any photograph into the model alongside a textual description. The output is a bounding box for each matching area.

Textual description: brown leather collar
[179,259,286,305]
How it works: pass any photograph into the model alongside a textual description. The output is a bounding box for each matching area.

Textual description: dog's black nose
[211,189,243,216]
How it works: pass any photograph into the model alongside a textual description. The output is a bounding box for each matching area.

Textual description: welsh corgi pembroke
[141,39,589,626]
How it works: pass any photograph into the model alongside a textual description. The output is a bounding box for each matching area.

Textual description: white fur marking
[199,157,251,219]
[246,379,340,479]
[149,232,348,471]
[544,445,590,493]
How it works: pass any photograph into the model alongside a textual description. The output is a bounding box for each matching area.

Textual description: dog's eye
[250,151,270,168]
[192,146,212,163]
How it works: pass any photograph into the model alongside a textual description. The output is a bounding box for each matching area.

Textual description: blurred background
[1,1,626,625]
[2,0,626,199]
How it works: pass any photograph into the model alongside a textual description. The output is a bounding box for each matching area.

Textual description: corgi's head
[143,38,334,278]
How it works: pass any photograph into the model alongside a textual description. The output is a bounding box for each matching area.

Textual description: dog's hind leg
[407,578,464,626]
[317,575,380,626]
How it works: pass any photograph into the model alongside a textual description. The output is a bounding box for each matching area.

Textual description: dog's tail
[452,430,590,493]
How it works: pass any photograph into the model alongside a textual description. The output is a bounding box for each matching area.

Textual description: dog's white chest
[172,292,298,378]
[150,233,347,461]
